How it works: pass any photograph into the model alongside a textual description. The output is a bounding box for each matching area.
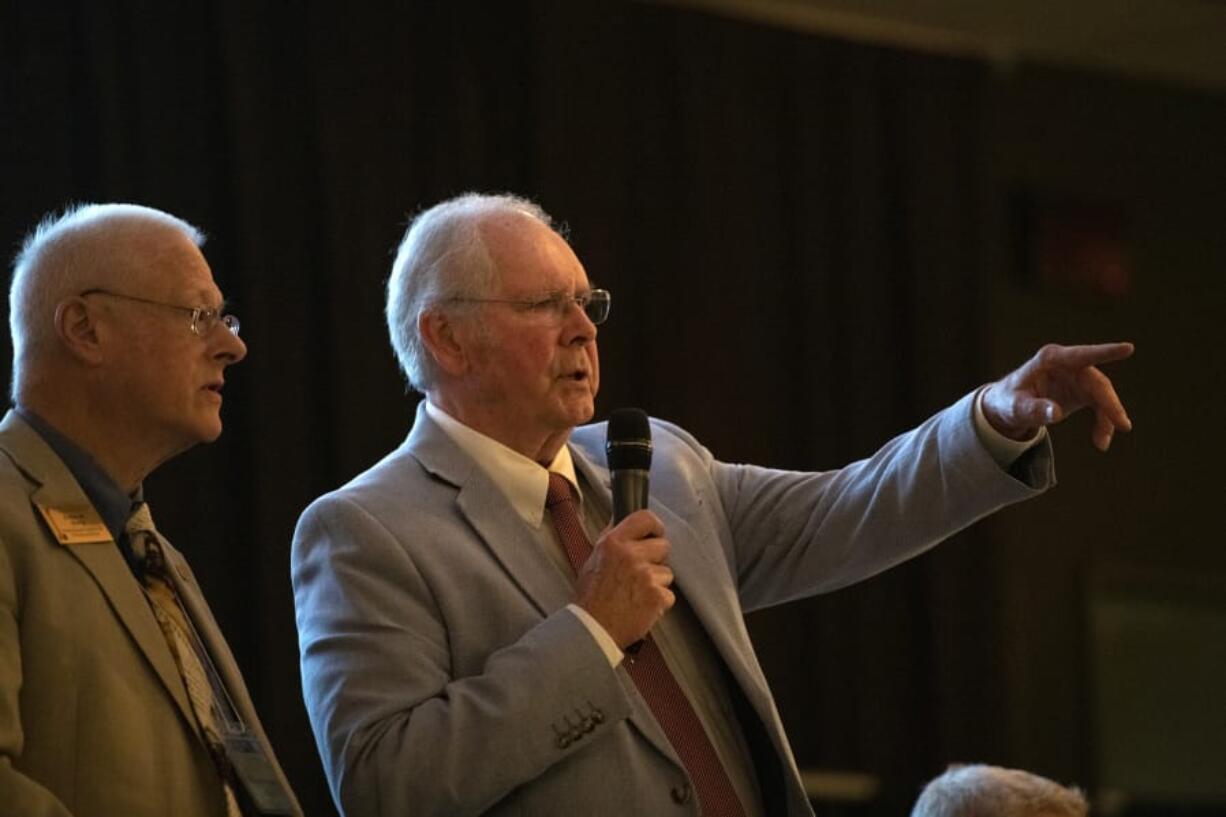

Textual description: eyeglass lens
[584,292,610,325]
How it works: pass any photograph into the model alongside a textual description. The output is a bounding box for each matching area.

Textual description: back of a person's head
[911,764,1089,817]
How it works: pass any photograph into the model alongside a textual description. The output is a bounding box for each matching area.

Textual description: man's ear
[54,297,105,365]
[418,309,471,376]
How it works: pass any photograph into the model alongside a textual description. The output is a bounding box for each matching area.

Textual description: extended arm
[708,342,1132,611]
[704,389,1054,611]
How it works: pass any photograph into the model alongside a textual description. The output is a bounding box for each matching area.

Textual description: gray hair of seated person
[911,764,1089,817]
[385,192,558,393]
[9,202,205,401]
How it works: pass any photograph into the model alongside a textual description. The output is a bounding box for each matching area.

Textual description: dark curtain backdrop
[3,3,995,813]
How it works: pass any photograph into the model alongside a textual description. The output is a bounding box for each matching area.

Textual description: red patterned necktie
[545,473,746,817]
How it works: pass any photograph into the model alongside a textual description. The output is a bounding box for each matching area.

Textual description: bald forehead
[48,214,216,305]
[476,209,556,247]
[33,213,191,275]
[476,211,579,282]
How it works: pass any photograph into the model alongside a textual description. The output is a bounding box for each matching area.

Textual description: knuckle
[606,537,632,558]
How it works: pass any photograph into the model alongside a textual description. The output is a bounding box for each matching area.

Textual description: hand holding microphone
[573,408,674,650]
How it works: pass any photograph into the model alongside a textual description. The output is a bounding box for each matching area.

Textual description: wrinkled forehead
[105,220,222,304]
[479,211,588,293]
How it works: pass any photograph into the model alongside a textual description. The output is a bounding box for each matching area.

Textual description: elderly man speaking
[293,193,1132,817]
[0,204,300,816]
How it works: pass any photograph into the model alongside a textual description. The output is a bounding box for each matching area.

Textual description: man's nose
[214,327,247,364]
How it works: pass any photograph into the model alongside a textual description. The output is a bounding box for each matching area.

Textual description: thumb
[1012,395,1062,427]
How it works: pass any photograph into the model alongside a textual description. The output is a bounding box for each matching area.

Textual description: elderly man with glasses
[292,192,1132,817]
[0,203,300,817]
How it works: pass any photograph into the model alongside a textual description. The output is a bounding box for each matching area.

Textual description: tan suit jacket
[0,411,301,817]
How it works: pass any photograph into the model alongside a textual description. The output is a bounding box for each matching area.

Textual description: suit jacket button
[670,782,691,804]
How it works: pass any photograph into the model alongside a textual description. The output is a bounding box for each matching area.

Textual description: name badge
[36,504,113,545]
[225,733,297,815]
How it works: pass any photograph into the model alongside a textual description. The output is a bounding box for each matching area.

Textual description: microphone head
[606,407,652,471]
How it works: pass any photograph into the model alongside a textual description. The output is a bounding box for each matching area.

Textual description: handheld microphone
[607,408,652,655]
[606,408,652,523]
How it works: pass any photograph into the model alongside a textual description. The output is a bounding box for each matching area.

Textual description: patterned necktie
[127,503,243,817]
[545,473,746,817]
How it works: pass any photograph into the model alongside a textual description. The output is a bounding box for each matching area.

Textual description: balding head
[385,192,559,393]
[911,765,1088,817]
[9,203,205,400]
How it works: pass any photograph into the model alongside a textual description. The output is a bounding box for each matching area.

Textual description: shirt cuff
[973,386,1047,468]
[566,603,624,667]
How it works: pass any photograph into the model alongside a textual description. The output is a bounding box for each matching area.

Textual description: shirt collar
[425,400,581,528]
[15,406,141,543]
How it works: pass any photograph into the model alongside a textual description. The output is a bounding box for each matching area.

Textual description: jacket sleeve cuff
[566,603,624,667]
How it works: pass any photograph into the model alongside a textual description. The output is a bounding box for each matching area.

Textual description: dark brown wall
[978,65,1226,810]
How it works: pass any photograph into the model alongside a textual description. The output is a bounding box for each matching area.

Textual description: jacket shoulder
[570,416,714,472]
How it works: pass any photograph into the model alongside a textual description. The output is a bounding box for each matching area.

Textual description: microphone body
[611,468,649,523]
[606,408,652,523]
[606,408,653,654]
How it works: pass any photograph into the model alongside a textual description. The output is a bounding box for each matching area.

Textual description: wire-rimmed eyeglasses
[449,288,611,326]
[79,288,241,337]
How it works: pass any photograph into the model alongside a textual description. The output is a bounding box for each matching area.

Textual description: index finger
[609,509,666,540]
[1038,342,1135,371]
[637,535,671,564]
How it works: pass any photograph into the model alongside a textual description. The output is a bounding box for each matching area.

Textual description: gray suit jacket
[292,391,1053,816]
[0,411,301,817]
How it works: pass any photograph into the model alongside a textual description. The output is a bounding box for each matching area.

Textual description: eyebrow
[500,287,591,301]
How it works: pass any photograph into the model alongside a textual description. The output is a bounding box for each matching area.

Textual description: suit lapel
[566,451,680,762]
[650,501,770,705]
[0,413,198,737]
[163,534,298,807]
[407,407,773,769]
[575,440,775,720]
[60,520,199,734]
[406,405,573,619]
[574,447,781,768]
[409,410,687,764]
[158,533,250,724]
[454,474,574,616]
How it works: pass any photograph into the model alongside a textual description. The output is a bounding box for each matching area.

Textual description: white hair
[385,192,557,393]
[9,202,205,399]
[911,764,1088,817]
